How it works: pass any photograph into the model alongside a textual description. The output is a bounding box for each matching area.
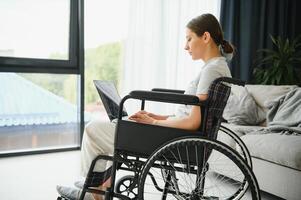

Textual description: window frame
[0,0,80,74]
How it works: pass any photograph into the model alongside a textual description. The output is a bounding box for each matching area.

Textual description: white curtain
[121,0,221,114]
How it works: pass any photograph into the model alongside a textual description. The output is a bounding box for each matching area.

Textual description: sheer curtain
[121,0,221,114]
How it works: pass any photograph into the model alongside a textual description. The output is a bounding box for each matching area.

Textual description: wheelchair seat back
[200,78,231,141]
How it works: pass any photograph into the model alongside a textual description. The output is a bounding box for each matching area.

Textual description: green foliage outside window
[20,41,122,105]
[85,42,122,104]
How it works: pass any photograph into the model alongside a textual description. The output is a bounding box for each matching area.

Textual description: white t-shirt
[176,57,231,117]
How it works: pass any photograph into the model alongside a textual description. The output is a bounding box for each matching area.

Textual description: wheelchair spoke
[143,169,190,199]
[195,146,209,192]
[149,167,189,190]
[164,150,192,197]
[176,147,195,192]
[175,148,190,192]
[161,155,193,193]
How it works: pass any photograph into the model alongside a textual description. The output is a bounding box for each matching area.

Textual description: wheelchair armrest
[129,90,202,105]
[151,88,185,94]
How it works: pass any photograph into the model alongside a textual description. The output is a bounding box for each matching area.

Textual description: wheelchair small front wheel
[138,136,260,200]
[115,175,138,199]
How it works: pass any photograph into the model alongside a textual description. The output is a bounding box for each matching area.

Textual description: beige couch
[219,84,301,200]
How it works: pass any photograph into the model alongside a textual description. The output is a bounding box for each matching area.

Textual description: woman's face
[184,28,206,60]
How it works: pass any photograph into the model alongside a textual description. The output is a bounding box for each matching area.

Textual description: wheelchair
[59,77,260,200]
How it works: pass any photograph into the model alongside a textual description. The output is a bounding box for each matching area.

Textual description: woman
[57,13,233,200]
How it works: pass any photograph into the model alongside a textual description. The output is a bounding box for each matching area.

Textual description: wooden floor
[0,150,284,200]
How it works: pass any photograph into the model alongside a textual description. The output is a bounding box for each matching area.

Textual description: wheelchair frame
[59,77,261,200]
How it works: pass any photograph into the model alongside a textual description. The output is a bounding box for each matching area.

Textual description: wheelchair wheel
[160,127,253,200]
[219,125,252,168]
[115,175,138,199]
[138,137,260,200]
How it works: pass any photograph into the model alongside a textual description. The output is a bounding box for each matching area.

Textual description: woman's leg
[81,120,116,199]
[81,119,116,176]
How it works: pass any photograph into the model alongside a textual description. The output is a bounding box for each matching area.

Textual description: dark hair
[187,13,234,54]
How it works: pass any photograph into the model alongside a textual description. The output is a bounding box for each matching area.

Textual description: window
[0,73,81,153]
[84,0,129,120]
[0,0,84,156]
[0,1,69,60]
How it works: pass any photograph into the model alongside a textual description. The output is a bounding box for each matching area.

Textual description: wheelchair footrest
[85,166,112,187]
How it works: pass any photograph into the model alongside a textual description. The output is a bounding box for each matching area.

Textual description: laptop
[93,80,128,121]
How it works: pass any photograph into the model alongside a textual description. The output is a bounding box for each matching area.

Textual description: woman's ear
[203,32,211,43]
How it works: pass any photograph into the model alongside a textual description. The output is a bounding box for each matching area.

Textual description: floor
[0,150,284,200]
[0,151,81,200]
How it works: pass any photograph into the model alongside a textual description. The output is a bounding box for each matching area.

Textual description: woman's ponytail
[221,40,234,54]
[220,40,234,61]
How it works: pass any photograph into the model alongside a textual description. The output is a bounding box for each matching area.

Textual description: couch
[218,84,301,200]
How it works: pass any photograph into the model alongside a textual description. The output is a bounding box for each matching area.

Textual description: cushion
[240,134,301,170]
[217,123,263,149]
[223,86,266,125]
[221,123,264,136]
[246,85,297,111]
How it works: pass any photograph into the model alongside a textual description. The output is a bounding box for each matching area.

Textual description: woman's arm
[153,94,207,130]
[129,94,208,131]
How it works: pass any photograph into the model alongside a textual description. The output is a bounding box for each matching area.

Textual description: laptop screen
[93,80,128,121]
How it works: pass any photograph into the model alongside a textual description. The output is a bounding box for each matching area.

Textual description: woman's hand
[133,110,169,120]
[129,111,157,125]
